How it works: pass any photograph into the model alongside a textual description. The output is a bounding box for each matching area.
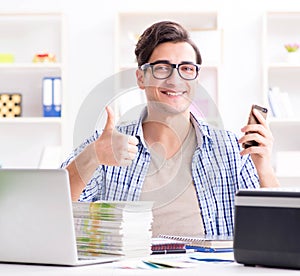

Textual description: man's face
[137,42,199,116]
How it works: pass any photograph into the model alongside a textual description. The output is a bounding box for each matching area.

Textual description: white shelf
[0,122,62,169]
[267,63,300,68]
[0,117,62,124]
[276,176,300,188]
[0,13,66,168]
[262,11,300,118]
[262,11,300,182]
[116,12,221,69]
[0,63,62,70]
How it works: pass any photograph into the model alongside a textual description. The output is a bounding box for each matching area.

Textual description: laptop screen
[0,169,79,265]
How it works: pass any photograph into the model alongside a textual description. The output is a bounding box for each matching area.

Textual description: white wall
[2,0,300,151]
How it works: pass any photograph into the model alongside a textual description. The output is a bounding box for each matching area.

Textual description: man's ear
[136,69,145,89]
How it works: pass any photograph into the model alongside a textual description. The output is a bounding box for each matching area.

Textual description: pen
[185,246,233,253]
[190,256,234,263]
[151,249,195,255]
[142,260,163,268]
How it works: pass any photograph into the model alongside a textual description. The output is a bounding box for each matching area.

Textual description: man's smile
[160,90,187,97]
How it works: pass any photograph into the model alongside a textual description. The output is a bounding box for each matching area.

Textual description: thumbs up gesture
[95,106,139,166]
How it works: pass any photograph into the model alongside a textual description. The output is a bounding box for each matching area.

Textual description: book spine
[76,235,125,247]
[72,202,124,212]
[73,211,122,220]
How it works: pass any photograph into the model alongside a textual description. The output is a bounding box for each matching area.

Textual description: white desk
[1,258,300,276]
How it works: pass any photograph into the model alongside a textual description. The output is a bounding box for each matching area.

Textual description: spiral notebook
[158,234,233,249]
[151,237,187,254]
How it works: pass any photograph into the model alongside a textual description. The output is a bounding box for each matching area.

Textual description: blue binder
[42,77,61,117]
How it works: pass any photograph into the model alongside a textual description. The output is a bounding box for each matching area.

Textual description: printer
[234,188,300,269]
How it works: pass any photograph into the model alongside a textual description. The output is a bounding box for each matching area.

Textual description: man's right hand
[94,106,139,166]
[66,106,139,200]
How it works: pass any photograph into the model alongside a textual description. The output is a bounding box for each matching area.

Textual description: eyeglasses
[140,61,201,80]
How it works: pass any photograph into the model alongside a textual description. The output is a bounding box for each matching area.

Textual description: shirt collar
[134,107,148,149]
[133,107,213,149]
[190,112,213,148]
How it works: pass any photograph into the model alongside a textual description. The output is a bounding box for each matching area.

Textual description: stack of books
[72,201,153,258]
[268,86,294,118]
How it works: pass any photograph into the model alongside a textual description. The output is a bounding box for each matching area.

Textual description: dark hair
[135,21,202,66]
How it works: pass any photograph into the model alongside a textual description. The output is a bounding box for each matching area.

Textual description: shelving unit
[262,12,300,185]
[262,12,300,118]
[114,12,223,126]
[0,13,66,168]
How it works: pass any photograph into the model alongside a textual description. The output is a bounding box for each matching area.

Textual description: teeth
[165,92,184,96]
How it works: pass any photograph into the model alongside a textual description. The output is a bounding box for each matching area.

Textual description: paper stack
[72,201,153,258]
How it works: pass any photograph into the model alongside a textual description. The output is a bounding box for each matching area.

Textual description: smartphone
[242,104,268,149]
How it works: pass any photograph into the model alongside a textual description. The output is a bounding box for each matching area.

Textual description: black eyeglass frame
[139,61,201,81]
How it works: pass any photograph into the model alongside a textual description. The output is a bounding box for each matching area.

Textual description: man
[62,21,279,237]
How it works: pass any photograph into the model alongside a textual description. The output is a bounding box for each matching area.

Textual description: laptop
[234,188,300,269]
[0,168,120,266]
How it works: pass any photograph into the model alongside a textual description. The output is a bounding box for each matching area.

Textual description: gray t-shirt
[140,124,204,237]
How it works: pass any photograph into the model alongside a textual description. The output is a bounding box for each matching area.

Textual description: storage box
[0,93,22,117]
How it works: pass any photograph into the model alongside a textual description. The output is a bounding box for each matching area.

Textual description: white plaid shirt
[61,110,259,235]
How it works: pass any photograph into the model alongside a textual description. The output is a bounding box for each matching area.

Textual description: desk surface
[1,256,300,276]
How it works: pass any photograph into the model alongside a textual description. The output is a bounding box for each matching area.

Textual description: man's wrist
[74,142,99,182]
[258,167,280,187]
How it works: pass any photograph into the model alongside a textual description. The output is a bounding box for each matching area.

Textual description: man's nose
[165,68,183,84]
